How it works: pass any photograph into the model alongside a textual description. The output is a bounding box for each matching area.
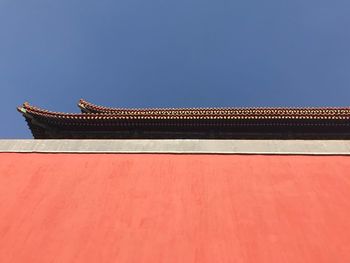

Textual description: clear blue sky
[1,0,350,138]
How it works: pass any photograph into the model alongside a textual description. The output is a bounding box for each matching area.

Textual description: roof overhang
[17,101,350,139]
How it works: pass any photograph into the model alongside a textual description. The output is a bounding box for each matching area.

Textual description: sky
[1,0,350,138]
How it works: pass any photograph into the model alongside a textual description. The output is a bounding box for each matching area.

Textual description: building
[17,99,350,139]
[0,100,350,262]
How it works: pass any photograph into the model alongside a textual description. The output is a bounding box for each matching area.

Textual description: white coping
[0,140,350,155]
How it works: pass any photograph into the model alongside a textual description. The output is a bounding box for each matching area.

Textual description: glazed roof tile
[18,102,350,121]
[78,99,350,118]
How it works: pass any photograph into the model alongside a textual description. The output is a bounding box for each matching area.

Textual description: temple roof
[18,100,350,139]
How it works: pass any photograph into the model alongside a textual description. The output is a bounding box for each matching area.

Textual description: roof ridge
[78,99,350,113]
[19,101,350,119]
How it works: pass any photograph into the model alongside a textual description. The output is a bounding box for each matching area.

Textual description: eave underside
[22,117,350,139]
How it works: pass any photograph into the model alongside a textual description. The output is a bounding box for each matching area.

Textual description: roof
[18,100,350,139]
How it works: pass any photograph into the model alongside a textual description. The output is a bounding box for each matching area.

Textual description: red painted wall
[0,153,350,263]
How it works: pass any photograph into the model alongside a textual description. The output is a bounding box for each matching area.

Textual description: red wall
[0,153,350,263]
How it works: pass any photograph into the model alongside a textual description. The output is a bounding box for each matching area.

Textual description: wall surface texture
[0,153,350,263]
